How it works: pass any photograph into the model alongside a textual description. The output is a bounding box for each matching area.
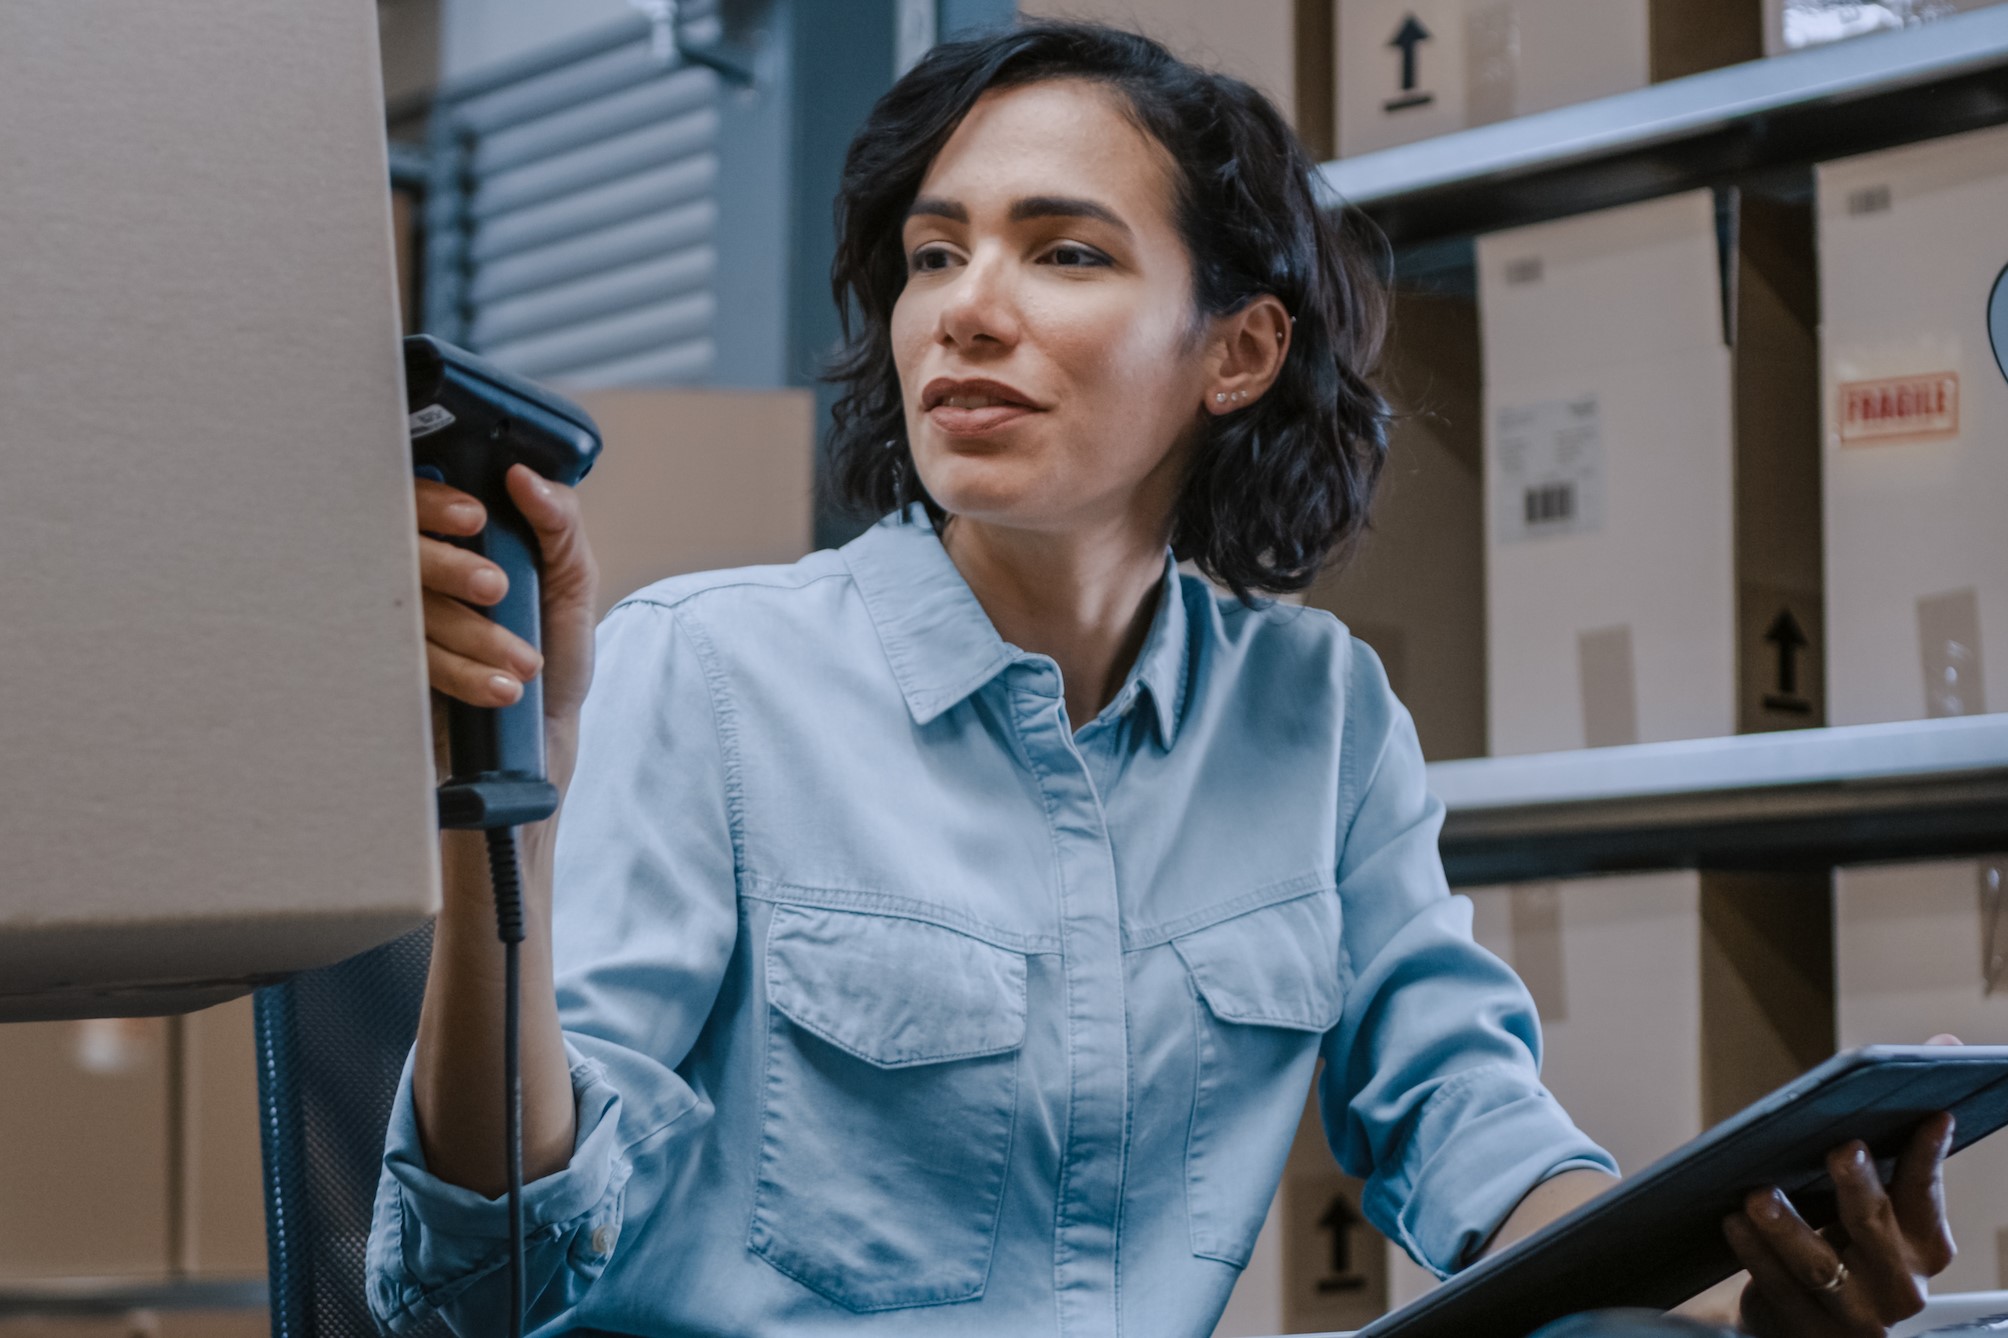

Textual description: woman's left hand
[1722,1105,1958,1337]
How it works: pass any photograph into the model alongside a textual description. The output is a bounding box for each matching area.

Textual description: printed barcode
[1524,483,1574,526]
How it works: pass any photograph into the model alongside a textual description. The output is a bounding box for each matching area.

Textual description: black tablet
[1359,1045,2008,1338]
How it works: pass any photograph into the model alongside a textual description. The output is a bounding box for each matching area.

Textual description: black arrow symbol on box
[1390,15,1431,93]
[1315,1195,1368,1292]
[1765,609,1808,698]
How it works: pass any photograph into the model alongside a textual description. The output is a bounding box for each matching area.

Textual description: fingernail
[1851,1144,1871,1168]
[1754,1190,1783,1221]
[472,568,504,599]
[531,474,552,498]
[449,503,481,526]
[489,674,521,703]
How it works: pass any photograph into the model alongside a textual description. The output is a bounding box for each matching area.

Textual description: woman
[370,22,1956,1338]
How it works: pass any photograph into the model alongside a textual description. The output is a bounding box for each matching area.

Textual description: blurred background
[5,2,2008,1335]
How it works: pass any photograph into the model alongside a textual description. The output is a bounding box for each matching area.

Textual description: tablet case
[1362,1046,2008,1338]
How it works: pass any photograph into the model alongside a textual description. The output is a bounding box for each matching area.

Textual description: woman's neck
[939,511,1167,734]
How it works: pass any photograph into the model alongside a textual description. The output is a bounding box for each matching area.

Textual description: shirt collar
[840,507,1190,749]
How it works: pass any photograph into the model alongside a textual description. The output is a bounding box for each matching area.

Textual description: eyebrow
[904,194,1133,236]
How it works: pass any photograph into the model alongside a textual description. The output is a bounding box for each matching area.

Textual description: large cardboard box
[177,998,268,1278]
[1763,0,2008,55]
[1480,188,1822,757]
[1226,872,1834,1330]
[564,388,816,621]
[1817,123,2008,727]
[1016,0,1295,110]
[1469,873,1834,1177]
[1337,0,1761,157]
[0,1020,171,1279]
[1306,293,1486,762]
[1834,859,2008,1293]
[1216,1088,1390,1336]
[0,2,438,1018]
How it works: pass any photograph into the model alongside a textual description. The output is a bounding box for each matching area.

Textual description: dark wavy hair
[821,20,1392,600]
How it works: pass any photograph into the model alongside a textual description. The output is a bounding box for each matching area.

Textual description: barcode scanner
[406,334,603,830]
[404,334,603,1338]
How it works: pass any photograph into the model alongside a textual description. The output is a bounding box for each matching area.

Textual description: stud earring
[1214,392,1226,404]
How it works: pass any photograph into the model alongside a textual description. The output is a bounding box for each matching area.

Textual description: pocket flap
[766,905,1028,1067]
[1171,891,1346,1032]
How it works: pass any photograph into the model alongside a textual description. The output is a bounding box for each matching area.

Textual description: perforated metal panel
[424,4,727,388]
[255,927,446,1338]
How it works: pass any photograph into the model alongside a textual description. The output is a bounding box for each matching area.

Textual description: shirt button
[591,1223,616,1255]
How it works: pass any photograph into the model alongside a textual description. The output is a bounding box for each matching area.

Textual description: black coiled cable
[484,826,527,1338]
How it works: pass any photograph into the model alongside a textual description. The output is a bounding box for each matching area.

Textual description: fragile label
[1493,396,1605,542]
[1837,373,1958,445]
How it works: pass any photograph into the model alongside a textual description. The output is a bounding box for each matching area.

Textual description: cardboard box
[563,388,816,621]
[1834,858,2008,1293]
[0,1,438,1018]
[1337,0,1761,157]
[0,1020,171,1279]
[1763,0,2007,55]
[1817,123,2008,726]
[1016,0,1296,111]
[1216,1086,1390,1336]
[1467,873,1834,1178]
[1306,292,1486,762]
[1480,187,1822,756]
[177,998,268,1278]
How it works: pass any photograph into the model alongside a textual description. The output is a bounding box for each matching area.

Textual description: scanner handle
[434,480,558,828]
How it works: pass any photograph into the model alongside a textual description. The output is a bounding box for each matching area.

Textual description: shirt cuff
[380,1038,628,1238]
[1385,1065,1619,1278]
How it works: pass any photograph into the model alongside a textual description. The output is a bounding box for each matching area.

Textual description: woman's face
[892,78,1211,540]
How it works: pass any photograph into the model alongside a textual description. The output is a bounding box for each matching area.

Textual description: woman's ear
[1202,295,1292,415]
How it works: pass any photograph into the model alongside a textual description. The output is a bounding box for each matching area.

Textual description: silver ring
[1814,1263,1849,1294]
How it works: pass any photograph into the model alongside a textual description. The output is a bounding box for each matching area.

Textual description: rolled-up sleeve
[1319,637,1616,1280]
[366,597,739,1335]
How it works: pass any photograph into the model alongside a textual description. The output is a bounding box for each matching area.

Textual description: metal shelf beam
[1321,9,2008,244]
[0,1277,266,1317]
[1430,715,2008,885]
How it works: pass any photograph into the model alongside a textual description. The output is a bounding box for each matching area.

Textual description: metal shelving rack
[1321,6,2008,245]
[1430,715,2008,886]
[1313,9,2008,886]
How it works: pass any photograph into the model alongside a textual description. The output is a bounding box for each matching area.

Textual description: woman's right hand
[416,461,601,753]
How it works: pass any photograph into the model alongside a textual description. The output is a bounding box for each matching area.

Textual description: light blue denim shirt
[367,507,1614,1337]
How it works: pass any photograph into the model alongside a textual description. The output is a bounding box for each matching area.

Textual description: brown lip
[921,376,1041,412]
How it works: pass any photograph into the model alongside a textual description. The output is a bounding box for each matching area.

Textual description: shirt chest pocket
[1172,889,1348,1267]
[750,903,1028,1312]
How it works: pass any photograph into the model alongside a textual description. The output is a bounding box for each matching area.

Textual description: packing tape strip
[1465,3,1519,127]
[1509,882,1568,1024]
[1578,625,1641,749]
[1919,587,1986,718]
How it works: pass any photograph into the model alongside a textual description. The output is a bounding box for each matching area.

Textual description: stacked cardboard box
[1818,122,2008,1294]
[1306,292,1486,762]
[0,1021,171,1281]
[1480,187,1823,754]
[564,388,816,620]
[1336,0,1762,157]
[1215,1089,1388,1337]
[1440,186,1834,1317]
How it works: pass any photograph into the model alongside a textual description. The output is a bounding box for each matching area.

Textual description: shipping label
[1493,395,1605,542]
[1837,372,1959,445]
